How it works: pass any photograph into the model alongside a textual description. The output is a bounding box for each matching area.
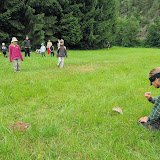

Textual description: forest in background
[0,0,160,50]
[115,0,160,47]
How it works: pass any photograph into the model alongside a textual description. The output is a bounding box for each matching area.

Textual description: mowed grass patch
[0,47,160,159]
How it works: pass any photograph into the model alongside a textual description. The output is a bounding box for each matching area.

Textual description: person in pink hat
[9,37,23,72]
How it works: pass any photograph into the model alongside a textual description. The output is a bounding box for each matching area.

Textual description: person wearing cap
[57,39,68,68]
[1,43,7,57]
[23,36,31,57]
[40,43,46,57]
[9,37,23,72]
[139,67,160,130]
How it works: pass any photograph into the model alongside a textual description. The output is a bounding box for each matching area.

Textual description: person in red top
[9,37,23,72]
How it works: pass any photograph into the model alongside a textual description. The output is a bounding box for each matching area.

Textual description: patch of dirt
[68,65,94,73]
[44,75,56,78]
[9,121,31,133]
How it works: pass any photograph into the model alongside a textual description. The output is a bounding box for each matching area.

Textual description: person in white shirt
[40,43,46,57]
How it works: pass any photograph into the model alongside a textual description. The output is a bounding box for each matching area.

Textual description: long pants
[57,57,64,68]
[47,48,50,54]
[13,59,20,72]
[50,52,54,57]
[3,52,7,57]
[138,119,160,131]
[41,52,45,57]
[25,48,30,57]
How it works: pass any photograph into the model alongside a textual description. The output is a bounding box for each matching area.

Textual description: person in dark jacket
[1,43,7,57]
[23,36,31,57]
[50,45,54,57]
[57,39,68,68]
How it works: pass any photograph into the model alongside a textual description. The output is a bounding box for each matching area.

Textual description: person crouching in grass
[139,67,160,130]
[9,37,23,72]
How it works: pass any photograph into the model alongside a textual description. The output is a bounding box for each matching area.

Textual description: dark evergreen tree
[0,0,26,47]
[77,0,117,49]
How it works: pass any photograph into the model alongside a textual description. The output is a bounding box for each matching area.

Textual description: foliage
[0,0,160,49]
[0,0,116,50]
[60,12,82,48]
[145,20,160,48]
[115,0,160,47]
[115,16,140,47]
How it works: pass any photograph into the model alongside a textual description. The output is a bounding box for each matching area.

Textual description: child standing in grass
[1,43,7,58]
[139,67,160,130]
[50,45,54,57]
[9,37,23,72]
[57,39,68,68]
[106,42,110,50]
[40,43,46,57]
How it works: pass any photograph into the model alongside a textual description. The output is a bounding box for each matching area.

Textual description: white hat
[60,39,64,42]
[2,43,5,45]
[11,37,18,42]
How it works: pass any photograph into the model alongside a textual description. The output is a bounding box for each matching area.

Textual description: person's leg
[25,48,27,57]
[28,48,30,57]
[53,52,54,57]
[3,52,5,57]
[4,52,7,57]
[57,57,61,67]
[13,59,18,72]
[48,48,50,54]
[5,52,7,57]
[17,59,21,71]
[139,119,160,131]
[60,57,64,68]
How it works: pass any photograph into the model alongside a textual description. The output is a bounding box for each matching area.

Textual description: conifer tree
[0,0,26,46]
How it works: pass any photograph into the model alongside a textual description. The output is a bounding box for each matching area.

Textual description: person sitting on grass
[139,67,160,130]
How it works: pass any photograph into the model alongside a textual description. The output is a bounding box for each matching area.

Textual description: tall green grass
[0,47,160,159]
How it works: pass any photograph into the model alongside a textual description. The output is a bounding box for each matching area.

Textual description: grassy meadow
[1,47,160,159]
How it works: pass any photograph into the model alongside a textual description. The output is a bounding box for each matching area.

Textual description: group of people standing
[40,40,55,57]
[1,36,110,72]
[1,36,68,72]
